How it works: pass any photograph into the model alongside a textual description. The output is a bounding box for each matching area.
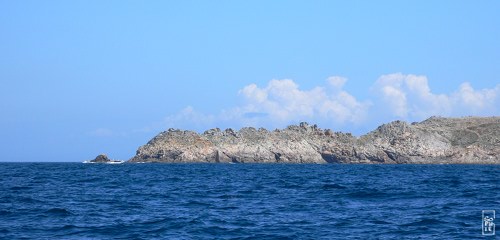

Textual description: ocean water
[0,163,498,239]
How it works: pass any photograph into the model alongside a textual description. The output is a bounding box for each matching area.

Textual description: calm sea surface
[0,163,498,239]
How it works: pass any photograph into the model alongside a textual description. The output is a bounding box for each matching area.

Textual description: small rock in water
[90,154,111,163]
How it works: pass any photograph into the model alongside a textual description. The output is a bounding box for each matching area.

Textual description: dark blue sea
[0,163,498,239]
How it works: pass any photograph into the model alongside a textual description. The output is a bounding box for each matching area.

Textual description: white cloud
[455,82,499,111]
[373,73,499,119]
[238,77,370,125]
[327,76,347,90]
[158,77,370,131]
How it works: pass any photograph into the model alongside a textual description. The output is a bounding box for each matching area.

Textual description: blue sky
[1,1,499,162]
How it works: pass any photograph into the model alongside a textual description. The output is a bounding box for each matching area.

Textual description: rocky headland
[128,116,499,164]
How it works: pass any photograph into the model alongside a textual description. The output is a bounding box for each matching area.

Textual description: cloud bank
[373,73,499,119]
[161,73,499,132]
[238,78,370,126]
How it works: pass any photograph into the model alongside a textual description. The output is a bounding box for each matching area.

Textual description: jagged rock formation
[128,117,500,164]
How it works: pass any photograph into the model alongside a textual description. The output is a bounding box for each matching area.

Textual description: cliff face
[128,117,500,164]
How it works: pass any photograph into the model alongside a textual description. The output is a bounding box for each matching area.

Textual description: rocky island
[128,116,499,164]
[85,154,124,164]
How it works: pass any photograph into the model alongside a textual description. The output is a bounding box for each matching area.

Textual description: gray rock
[90,154,111,163]
[128,116,500,164]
